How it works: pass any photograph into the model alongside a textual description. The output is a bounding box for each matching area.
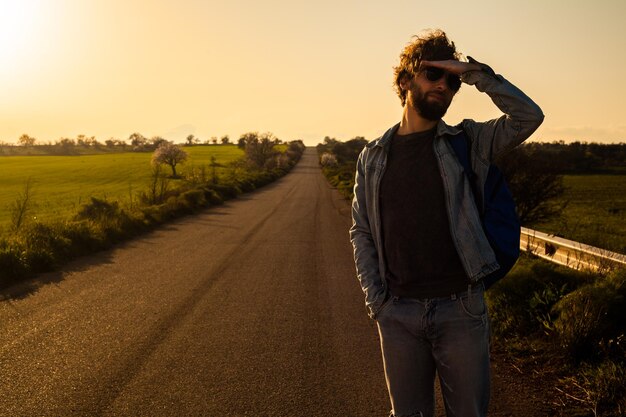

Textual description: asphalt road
[0,149,548,416]
[0,149,390,416]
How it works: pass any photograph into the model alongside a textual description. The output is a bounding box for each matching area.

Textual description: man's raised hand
[420,59,481,75]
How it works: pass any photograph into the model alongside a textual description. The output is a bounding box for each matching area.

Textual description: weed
[9,178,35,233]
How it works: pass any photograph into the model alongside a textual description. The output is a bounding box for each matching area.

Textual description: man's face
[407,69,456,121]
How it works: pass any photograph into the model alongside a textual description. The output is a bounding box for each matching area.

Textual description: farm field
[533,174,626,254]
[0,146,244,231]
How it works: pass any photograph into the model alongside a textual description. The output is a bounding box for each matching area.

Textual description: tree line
[0,132,244,156]
[514,141,626,173]
[152,131,303,178]
[317,137,626,226]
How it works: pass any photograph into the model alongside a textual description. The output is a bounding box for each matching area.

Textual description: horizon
[1,0,625,146]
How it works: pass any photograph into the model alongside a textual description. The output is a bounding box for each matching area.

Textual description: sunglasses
[421,67,462,91]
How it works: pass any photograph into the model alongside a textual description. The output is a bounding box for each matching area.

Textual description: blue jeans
[375,284,490,417]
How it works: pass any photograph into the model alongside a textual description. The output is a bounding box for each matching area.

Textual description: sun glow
[1,1,626,144]
[0,0,49,76]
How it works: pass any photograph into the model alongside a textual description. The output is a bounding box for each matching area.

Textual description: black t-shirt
[379,128,468,298]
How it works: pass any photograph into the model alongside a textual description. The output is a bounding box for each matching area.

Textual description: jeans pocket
[458,291,486,320]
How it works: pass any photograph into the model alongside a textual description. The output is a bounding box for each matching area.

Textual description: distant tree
[151,142,188,177]
[186,134,196,146]
[495,145,566,224]
[238,132,280,168]
[220,135,230,145]
[211,136,218,145]
[53,137,76,155]
[56,138,75,147]
[318,136,367,165]
[129,132,147,148]
[18,134,36,147]
[150,136,167,148]
[76,135,98,147]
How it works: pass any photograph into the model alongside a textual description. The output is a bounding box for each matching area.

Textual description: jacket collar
[369,119,462,149]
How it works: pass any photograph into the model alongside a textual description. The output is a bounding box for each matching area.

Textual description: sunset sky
[1,0,625,146]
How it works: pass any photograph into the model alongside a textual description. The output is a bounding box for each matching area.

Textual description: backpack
[448,130,520,289]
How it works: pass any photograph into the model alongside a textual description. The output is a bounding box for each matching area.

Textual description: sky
[1,0,625,146]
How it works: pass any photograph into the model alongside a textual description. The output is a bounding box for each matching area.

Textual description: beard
[409,82,451,121]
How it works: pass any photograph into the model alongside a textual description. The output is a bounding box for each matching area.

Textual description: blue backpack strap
[448,128,521,289]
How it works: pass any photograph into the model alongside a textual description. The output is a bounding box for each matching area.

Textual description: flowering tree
[320,152,338,167]
[151,142,188,177]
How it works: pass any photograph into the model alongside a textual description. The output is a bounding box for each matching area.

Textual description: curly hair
[393,29,461,106]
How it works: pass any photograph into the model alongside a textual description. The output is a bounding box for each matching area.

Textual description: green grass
[0,145,244,230]
[532,174,626,254]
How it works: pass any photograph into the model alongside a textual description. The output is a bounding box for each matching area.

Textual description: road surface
[0,149,547,416]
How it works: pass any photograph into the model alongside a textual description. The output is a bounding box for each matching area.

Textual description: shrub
[76,197,121,222]
[0,239,27,286]
[179,189,206,208]
[61,220,107,254]
[321,164,356,199]
[236,179,256,193]
[140,205,166,225]
[208,183,241,199]
[75,197,143,242]
[18,222,72,273]
[486,255,592,338]
[202,188,224,205]
[552,269,626,363]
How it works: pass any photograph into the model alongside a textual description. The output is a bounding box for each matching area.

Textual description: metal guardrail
[520,227,626,272]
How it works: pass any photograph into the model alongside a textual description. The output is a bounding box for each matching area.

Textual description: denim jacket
[349,64,544,319]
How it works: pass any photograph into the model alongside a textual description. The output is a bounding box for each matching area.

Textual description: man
[349,30,544,417]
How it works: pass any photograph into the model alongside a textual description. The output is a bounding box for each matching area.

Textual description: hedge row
[0,147,304,288]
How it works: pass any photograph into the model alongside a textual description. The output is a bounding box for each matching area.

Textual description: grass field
[0,145,244,230]
[533,174,626,254]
